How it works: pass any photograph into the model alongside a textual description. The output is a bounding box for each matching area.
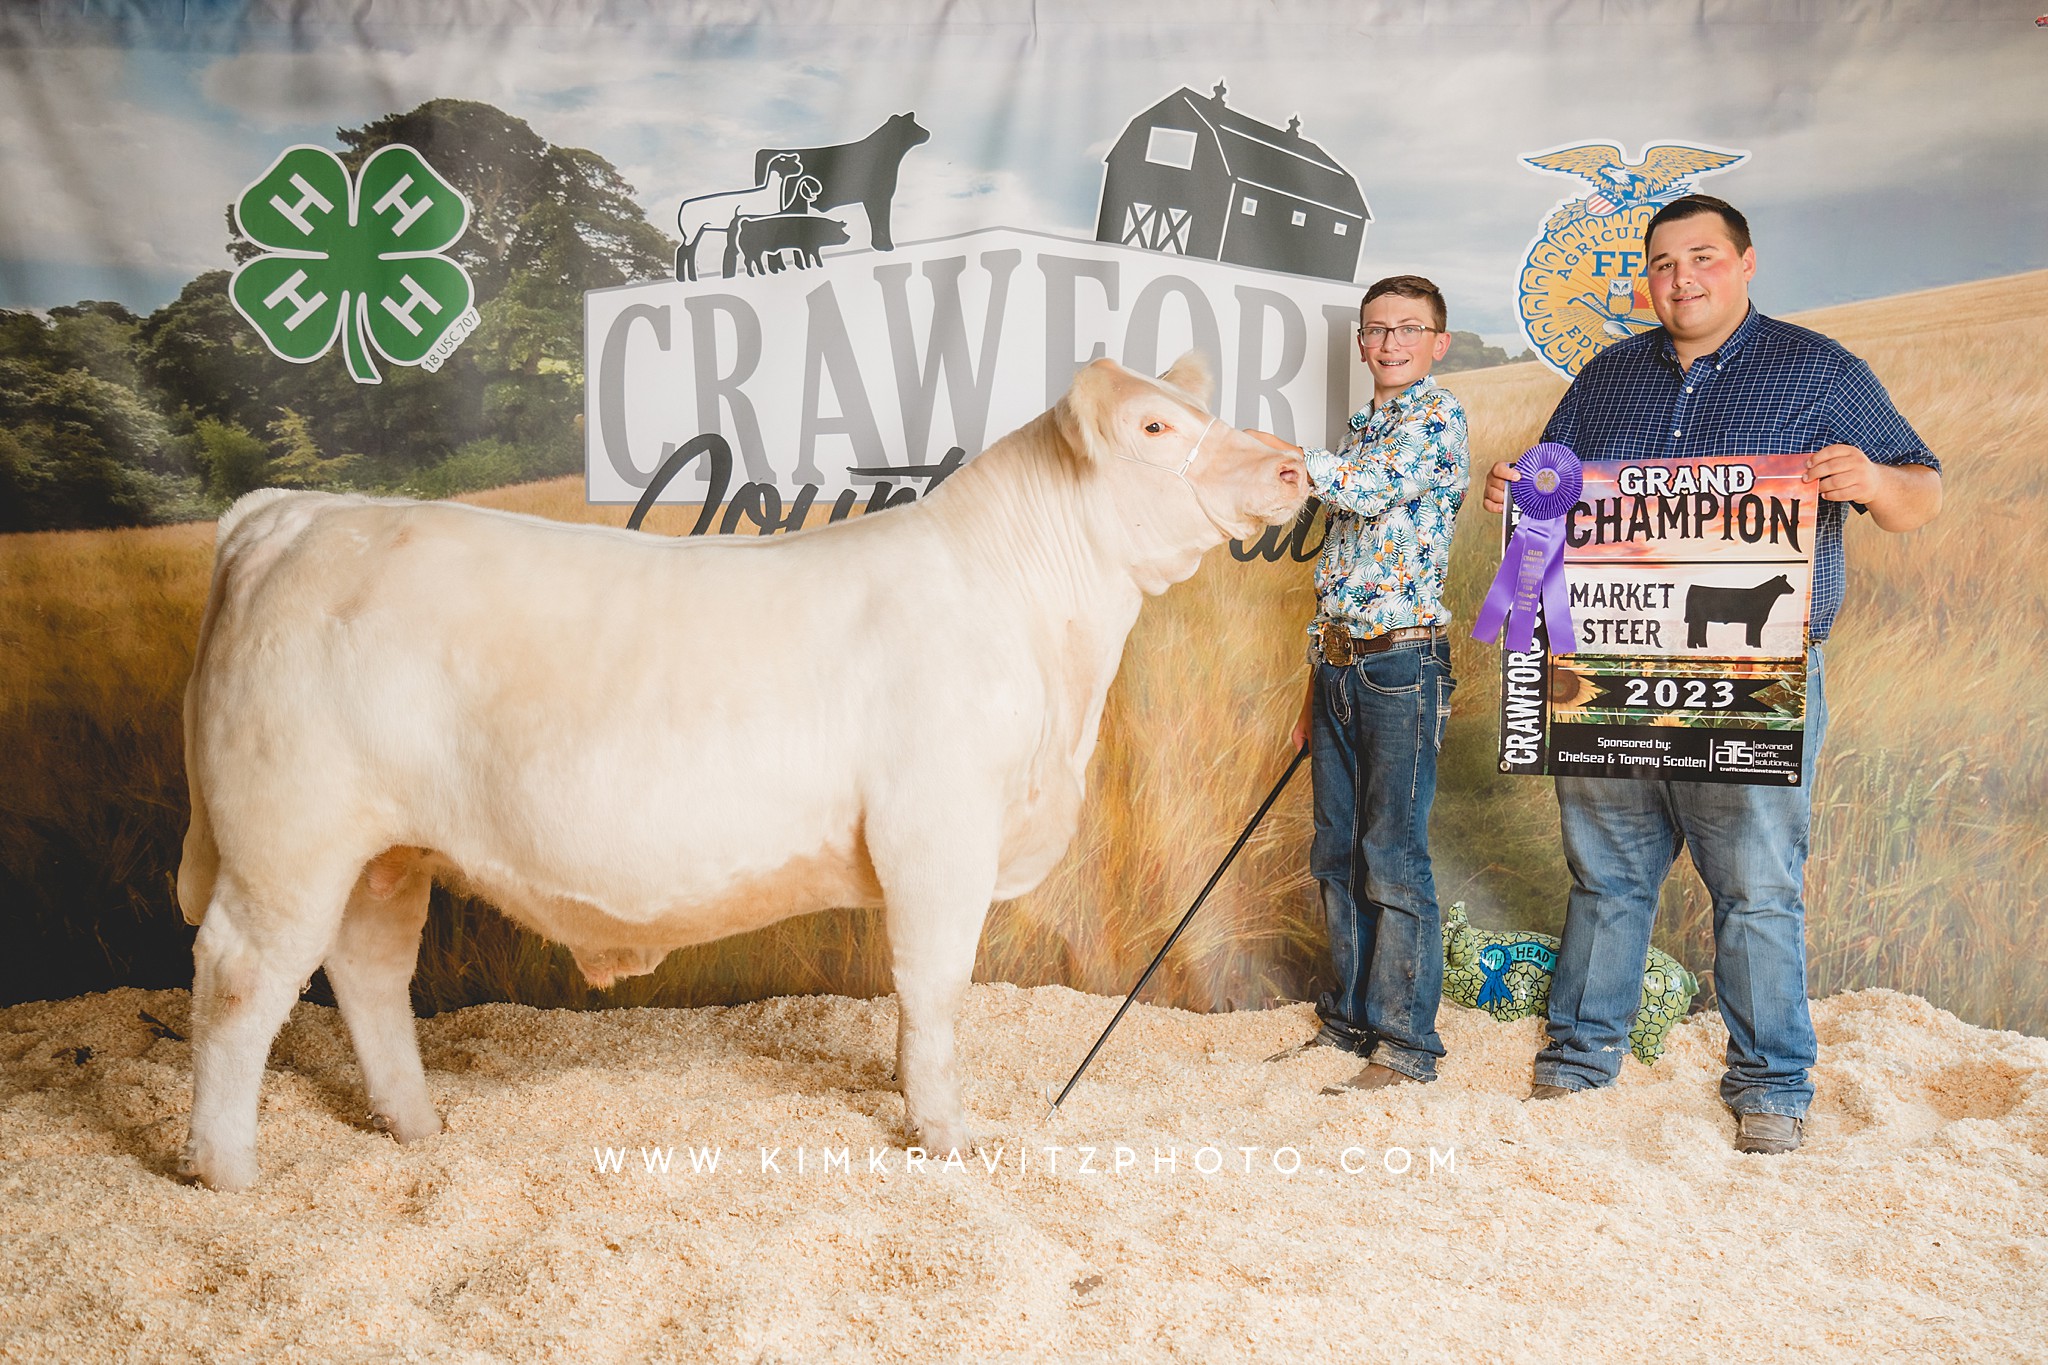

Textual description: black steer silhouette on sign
[753,113,929,251]
[1684,574,1794,649]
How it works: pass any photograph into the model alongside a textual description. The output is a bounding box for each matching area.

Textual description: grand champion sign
[1498,452,1816,786]
[583,226,1364,519]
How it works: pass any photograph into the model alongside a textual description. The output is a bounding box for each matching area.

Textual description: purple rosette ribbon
[1472,442,1582,656]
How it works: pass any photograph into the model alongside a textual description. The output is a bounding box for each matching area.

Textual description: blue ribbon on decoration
[1476,945,1515,1008]
[1475,940,1561,1009]
[1472,442,1583,655]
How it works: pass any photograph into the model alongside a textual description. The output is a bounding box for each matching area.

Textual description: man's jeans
[1310,634,1454,1082]
[1535,645,1829,1118]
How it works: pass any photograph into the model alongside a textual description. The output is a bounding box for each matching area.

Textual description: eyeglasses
[1357,324,1440,346]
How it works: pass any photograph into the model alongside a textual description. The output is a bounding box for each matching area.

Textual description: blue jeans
[1535,646,1829,1117]
[1310,634,1454,1082]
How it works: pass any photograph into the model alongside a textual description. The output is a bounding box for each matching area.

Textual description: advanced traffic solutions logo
[1516,140,1746,378]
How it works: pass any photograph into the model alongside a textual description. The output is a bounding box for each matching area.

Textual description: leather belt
[1315,621,1444,667]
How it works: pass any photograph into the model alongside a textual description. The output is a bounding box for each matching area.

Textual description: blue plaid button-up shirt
[1541,306,1937,640]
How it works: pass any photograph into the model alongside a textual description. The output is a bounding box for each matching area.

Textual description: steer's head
[1055,354,1308,566]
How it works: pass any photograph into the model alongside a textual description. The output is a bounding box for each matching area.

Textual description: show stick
[1044,742,1311,1122]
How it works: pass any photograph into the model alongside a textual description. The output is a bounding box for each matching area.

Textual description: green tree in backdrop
[3,99,672,534]
[1434,330,1532,374]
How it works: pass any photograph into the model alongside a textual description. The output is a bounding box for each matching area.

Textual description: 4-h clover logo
[230,143,477,385]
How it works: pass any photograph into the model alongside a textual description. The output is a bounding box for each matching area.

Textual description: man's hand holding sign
[1800,442,1941,529]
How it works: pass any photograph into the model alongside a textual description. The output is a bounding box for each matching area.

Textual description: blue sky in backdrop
[2,0,2044,348]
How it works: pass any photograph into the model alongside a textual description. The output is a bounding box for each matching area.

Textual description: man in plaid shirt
[1483,195,1942,1154]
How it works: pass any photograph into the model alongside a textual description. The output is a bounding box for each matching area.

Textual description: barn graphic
[1094,81,1369,283]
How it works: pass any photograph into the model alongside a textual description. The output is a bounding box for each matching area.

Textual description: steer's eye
[1143,421,1164,435]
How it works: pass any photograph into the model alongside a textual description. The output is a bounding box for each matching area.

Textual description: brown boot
[1321,1062,1420,1095]
[1734,1112,1803,1155]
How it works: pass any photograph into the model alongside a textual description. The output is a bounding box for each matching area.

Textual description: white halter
[1175,417,1217,475]
[1114,416,1216,481]
[1112,416,1235,537]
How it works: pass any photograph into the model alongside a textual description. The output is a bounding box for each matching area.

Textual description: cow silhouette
[734,212,851,275]
[1684,574,1794,648]
[753,113,929,251]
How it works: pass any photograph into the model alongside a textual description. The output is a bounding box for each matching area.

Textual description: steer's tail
[176,774,218,925]
[176,488,322,925]
[176,572,228,926]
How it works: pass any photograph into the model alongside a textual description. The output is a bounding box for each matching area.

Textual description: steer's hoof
[369,1108,443,1144]
[177,1139,257,1192]
[913,1121,978,1160]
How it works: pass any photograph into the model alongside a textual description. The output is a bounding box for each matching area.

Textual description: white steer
[174,353,1307,1189]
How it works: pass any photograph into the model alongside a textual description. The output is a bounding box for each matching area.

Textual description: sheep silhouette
[675,153,804,282]
[1683,574,1794,648]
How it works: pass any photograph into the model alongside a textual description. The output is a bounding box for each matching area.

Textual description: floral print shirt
[1302,376,1469,641]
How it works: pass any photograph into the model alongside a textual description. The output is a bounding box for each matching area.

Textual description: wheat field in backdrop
[2,271,2041,1031]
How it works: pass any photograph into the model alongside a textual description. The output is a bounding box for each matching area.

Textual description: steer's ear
[1160,350,1214,409]
[1053,357,1126,463]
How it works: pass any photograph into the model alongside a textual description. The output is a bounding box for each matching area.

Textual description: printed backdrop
[3,0,2044,1035]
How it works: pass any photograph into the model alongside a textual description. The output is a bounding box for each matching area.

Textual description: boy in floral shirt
[1261,275,1469,1090]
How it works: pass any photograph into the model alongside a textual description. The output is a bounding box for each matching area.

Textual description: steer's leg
[326,857,441,1145]
[181,866,352,1191]
[874,817,999,1158]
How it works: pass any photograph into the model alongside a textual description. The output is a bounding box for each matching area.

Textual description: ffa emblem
[1515,140,1747,378]
[231,144,477,385]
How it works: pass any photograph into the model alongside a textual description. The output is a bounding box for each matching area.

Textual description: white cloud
[1731,38,2042,201]
[0,49,250,276]
[197,39,680,131]
[887,165,1061,246]
[197,33,910,229]
[2,12,2037,325]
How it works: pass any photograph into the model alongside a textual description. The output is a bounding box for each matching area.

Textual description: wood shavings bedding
[1,984,2043,1363]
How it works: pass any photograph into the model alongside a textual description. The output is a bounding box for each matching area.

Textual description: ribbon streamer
[1472,442,1583,656]
[1474,939,1560,1010]
[1475,945,1515,1009]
